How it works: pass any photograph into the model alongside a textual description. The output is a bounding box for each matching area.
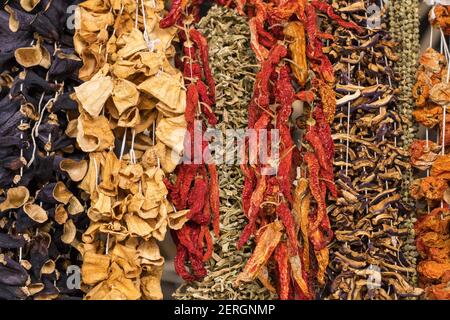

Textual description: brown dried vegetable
[322,0,422,300]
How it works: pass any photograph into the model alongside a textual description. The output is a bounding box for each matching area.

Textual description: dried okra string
[173,5,273,300]
[322,0,423,299]
[0,1,87,300]
[73,0,188,299]
[388,0,421,287]
[411,3,450,300]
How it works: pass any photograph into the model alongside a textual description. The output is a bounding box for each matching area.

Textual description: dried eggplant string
[323,0,423,300]
[0,1,87,299]
[411,2,450,300]
[173,5,272,300]
[73,0,189,300]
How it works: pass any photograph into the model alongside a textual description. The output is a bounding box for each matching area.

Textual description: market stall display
[0,0,449,301]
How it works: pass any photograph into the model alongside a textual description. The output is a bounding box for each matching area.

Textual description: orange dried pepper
[283,21,308,87]
[234,221,283,286]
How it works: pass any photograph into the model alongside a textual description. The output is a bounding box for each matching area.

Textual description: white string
[28,95,56,167]
[130,129,137,165]
[345,61,351,176]
[135,0,139,29]
[140,0,160,52]
[430,26,434,48]
[119,128,127,160]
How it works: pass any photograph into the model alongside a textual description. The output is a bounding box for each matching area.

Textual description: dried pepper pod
[0,0,88,300]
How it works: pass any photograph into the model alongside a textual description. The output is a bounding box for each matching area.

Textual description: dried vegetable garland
[411,3,450,300]
[0,0,449,302]
[73,0,189,299]
[159,0,221,283]
[0,0,87,300]
[227,0,366,300]
[388,0,421,286]
[174,5,273,299]
[323,0,423,299]
[164,0,361,300]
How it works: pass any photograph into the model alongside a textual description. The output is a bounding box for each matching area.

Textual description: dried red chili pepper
[275,242,290,300]
[160,0,186,28]
[177,225,203,259]
[174,244,196,281]
[187,177,209,224]
[254,44,288,108]
[296,91,315,103]
[310,0,364,33]
[197,81,218,125]
[201,225,213,262]
[238,174,267,249]
[304,152,327,232]
[304,5,335,84]
[178,165,198,209]
[189,252,207,279]
[277,124,295,202]
[241,164,256,215]
[276,202,299,253]
[256,22,277,48]
[189,28,216,104]
[207,163,220,237]
[275,66,295,123]
[185,83,199,123]
[305,128,331,173]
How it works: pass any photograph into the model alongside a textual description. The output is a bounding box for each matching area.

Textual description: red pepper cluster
[161,9,220,282]
[161,0,361,296]
[231,0,359,300]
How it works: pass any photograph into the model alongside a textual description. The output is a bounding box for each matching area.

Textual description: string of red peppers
[160,3,220,282]
[160,0,363,296]
[230,0,363,300]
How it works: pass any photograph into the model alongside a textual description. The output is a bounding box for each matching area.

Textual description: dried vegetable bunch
[430,4,450,35]
[186,0,364,300]
[174,5,273,300]
[322,0,423,299]
[159,1,221,282]
[412,48,449,129]
[73,0,190,299]
[388,0,420,285]
[411,4,450,300]
[0,0,88,300]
